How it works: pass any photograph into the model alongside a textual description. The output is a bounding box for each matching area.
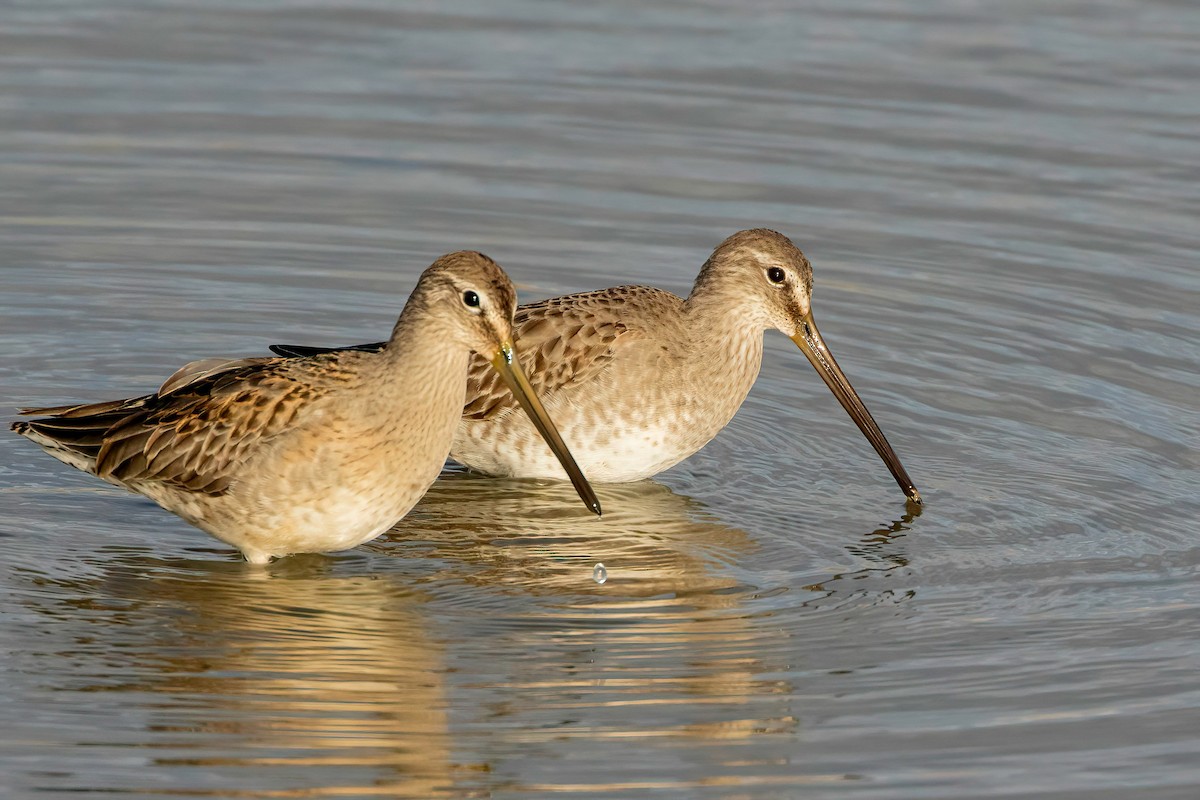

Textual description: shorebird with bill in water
[271,230,921,504]
[13,251,601,563]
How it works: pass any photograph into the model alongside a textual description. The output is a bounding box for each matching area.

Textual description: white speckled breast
[453,323,764,483]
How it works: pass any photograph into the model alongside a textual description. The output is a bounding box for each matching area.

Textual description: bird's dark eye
[767,267,786,284]
[463,290,480,308]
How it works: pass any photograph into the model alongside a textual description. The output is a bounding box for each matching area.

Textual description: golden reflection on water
[389,474,758,599]
[40,560,454,797]
[390,476,796,750]
[22,477,916,796]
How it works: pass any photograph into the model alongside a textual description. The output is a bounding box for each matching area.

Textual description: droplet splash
[593,563,607,584]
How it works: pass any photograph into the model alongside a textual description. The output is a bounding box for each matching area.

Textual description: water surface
[2,1,1199,797]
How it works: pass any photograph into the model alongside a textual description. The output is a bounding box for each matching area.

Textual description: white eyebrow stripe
[749,249,779,270]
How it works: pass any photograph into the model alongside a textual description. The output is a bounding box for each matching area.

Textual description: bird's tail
[11,395,150,476]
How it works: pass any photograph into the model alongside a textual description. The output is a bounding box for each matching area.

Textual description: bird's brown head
[695,229,921,505]
[695,228,815,339]
[402,250,602,516]
[407,250,520,355]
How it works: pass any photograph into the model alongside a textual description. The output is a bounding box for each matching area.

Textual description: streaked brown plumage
[272,229,921,502]
[12,251,600,564]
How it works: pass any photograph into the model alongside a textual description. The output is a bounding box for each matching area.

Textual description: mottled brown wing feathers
[18,357,326,496]
[462,286,659,420]
[96,362,316,493]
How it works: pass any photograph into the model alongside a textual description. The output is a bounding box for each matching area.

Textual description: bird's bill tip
[789,312,921,504]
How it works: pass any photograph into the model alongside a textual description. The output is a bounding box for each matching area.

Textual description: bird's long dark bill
[790,311,921,504]
[490,343,602,516]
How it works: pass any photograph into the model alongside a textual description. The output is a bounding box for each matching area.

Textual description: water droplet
[592,563,607,584]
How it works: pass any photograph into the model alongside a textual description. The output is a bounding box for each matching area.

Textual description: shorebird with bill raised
[271,230,921,503]
[12,251,601,563]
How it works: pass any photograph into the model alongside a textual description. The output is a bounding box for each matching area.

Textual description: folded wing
[14,356,322,495]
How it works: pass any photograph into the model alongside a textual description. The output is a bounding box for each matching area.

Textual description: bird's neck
[684,273,764,349]
[367,315,471,414]
[681,280,766,403]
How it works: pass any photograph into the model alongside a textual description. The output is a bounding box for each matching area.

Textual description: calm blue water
[2,1,1199,797]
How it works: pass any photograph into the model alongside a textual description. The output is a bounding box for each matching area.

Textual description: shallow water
[2,1,1199,797]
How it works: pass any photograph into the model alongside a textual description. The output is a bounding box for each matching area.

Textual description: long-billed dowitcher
[271,230,921,502]
[12,251,601,564]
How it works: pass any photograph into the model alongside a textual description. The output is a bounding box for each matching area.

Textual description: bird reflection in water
[385,474,796,748]
[18,479,918,796]
[28,558,455,798]
[800,506,919,611]
[385,472,757,599]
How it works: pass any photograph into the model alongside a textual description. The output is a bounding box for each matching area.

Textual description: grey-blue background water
[2,1,1198,797]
